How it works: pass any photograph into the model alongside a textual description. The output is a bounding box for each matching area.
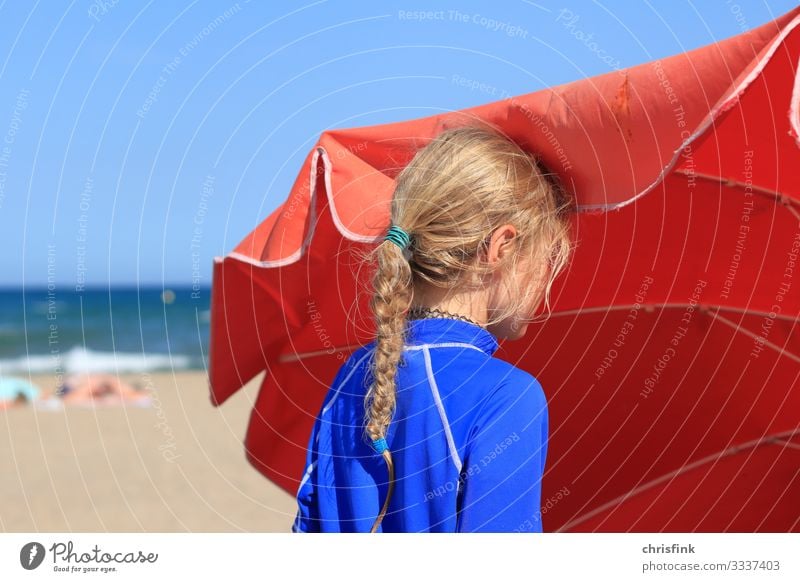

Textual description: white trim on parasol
[791,54,800,148]
[575,14,800,214]
[212,146,381,268]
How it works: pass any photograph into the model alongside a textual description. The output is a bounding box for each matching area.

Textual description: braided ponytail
[364,227,413,444]
[363,224,413,531]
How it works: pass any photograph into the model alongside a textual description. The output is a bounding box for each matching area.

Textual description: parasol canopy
[209,6,800,532]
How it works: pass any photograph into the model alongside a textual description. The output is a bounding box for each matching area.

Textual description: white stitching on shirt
[422,345,463,474]
[404,342,486,354]
[297,460,316,495]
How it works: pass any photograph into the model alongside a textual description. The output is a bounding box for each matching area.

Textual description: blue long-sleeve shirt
[292,317,549,533]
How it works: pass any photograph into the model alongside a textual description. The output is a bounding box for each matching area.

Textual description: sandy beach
[0,371,296,532]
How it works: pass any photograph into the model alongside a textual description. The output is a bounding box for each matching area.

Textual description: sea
[0,286,210,376]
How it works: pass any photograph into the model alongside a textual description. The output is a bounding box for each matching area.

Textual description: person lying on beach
[55,373,152,406]
[0,377,41,409]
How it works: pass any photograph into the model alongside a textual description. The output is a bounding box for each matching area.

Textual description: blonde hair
[361,122,575,450]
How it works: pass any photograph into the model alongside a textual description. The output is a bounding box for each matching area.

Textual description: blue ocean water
[0,286,210,374]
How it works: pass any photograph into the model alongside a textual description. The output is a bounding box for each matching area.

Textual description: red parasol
[209,6,800,532]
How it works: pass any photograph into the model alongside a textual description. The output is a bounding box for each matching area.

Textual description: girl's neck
[409,285,488,327]
[408,305,486,329]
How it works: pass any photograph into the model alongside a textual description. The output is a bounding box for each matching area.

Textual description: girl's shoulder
[482,356,541,387]
[472,357,546,414]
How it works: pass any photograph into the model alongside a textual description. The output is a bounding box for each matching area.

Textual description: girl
[293,123,574,532]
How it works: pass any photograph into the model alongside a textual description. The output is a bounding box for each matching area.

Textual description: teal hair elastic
[371,437,389,454]
[385,224,411,251]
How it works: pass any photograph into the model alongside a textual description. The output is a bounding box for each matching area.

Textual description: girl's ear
[486,224,518,265]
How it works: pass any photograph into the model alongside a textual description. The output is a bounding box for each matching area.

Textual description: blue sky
[0,0,795,287]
